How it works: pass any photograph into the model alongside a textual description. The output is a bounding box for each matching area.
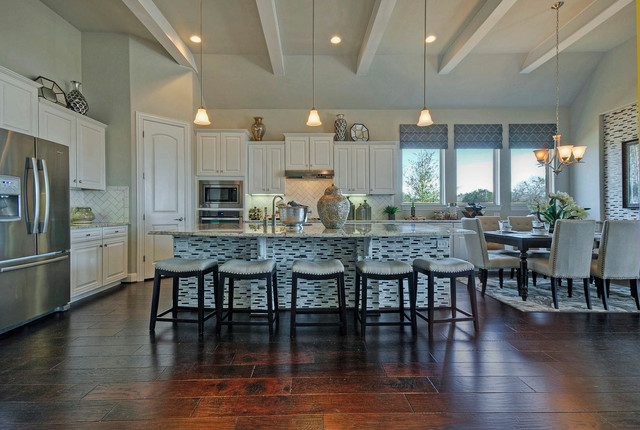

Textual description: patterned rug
[462,275,640,313]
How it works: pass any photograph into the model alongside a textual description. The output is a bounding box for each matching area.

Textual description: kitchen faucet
[272,195,285,228]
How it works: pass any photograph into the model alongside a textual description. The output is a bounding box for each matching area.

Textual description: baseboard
[123,273,138,283]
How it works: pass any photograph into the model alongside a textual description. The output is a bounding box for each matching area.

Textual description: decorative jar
[317,184,349,229]
[67,81,89,115]
[71,207,95,224]
[250,117,266,141]
[334,114,347,141]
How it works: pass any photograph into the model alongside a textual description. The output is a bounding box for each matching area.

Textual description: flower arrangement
[528,192,589,231]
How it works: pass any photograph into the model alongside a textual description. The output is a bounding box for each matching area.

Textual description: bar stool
[290,259,347,338]
[149,257,218,334]
[413,258,479,336]
[355,260,416,337]
[216,259,278,337]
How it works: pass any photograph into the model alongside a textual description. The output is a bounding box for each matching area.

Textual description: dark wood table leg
[519,247,529,301]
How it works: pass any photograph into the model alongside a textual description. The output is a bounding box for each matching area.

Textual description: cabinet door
[197,133,220,175]
[309,136,333,170]
[266,144,285,193]
[285,137,309,170]
[219,133,244,176]
[247,144,266,194]
[0,77,38,136]
[38,102,76,147]
[351,145,369,194]
[333,145,350,191]
[76,118,106,190]
[102,237,128,285]
[369,145,396,194]
[71,240,102,298]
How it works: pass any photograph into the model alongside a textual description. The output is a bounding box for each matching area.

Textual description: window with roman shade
[508,124,556,149]
[399,124,448,149]
[399,124,446,204]
[454,124,503,149]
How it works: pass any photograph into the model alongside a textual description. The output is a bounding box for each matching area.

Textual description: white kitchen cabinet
[369,144,397,194]
[284,133,334,171]
[196,130,248,177]
[248,142,285,194]
[102,236,128,285]
[334,144,369,194]
[38,99,76,146]
[0,65,39,136]
[71,237,103,298]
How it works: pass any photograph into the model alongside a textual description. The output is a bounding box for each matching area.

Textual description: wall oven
[198,180,243,209]
[198,209,243,226]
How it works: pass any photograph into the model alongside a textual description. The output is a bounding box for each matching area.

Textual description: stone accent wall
[603,103,639,220]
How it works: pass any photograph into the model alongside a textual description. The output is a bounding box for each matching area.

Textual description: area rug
[461,276,640,313]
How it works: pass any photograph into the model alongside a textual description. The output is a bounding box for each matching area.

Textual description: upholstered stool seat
[290,260,347,338]
[355,260,417,337]
[413,257,479,336]
[149,258,218,334]
[217,259,278,337]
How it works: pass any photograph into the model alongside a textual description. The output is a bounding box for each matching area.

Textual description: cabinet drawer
[103,226,128,238]
[71,228,102,243]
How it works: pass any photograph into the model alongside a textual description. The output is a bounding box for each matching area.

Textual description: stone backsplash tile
[70,186,129,223]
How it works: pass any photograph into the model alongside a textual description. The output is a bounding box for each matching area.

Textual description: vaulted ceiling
[38,0,637,109]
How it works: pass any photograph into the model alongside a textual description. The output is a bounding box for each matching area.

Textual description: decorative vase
[250,117,266,141]
[334,114,347,141]
[317,184,349,229]
[71,207,95,224]
[387,213,396,220]
[67,81,89,115]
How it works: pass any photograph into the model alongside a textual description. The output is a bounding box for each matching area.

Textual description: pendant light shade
[306,109,321,127]
[417,108,433,127]
[194,0,210,126]
[417,0,433,127]
[307,0,321,126]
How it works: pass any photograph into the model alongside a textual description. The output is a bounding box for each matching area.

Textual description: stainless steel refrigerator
[0,128,70,333]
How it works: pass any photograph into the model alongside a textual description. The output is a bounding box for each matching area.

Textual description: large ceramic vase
[317,184,349,229]
[334,114,347,141]
[251,117,266,141]
[67,81,89,115]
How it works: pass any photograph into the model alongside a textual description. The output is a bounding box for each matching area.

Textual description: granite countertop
[150,222,471,238]
[71,222,130,229]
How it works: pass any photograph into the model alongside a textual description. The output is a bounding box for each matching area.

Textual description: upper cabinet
[334,144,369,194]
[0,65,40,136]
[196,130,248,177]
[284,133,334,171]
[369,143,397,195]
[247,142,285,194]
[38,99,106,190]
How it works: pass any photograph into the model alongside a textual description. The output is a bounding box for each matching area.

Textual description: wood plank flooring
[0,279,639,428]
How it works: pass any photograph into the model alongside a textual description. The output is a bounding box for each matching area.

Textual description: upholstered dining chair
[461,218,521,295]
[477,216,504,251]
[528,220,596,309]
[591,220,640,310]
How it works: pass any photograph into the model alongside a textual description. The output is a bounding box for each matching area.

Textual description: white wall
[569,37,638,220]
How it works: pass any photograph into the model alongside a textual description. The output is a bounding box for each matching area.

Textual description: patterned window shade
[399,124,448,149]
[454,124,503,149]
[509,124,557,149]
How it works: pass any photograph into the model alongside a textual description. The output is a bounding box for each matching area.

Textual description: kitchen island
[150,222,470,310]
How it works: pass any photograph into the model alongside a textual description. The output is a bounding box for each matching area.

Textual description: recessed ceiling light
[425,35,436,43]
[330,35,342,44]
[190,35,201,43]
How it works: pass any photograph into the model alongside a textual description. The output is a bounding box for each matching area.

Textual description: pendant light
[194,0,210,126]
[417,0,433,127]
[306,0,321,126]
[533,1,586,174]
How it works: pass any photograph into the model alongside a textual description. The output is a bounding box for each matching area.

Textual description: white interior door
[142,118,186,279]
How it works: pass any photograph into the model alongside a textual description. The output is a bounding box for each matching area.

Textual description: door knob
[174,217,184,221]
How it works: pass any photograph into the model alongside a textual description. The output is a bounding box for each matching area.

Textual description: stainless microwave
[199,180,243,208]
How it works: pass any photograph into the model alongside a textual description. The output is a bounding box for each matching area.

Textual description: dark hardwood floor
[0,279,639,429]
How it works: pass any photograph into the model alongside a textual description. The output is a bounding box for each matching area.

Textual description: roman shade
[399,124,448,149]
[509,123,557,149]
[454,124,503,149]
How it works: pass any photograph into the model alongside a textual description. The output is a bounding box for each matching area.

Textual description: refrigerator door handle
[0,254,68,273]
[24,157,40,235]
[38,159,51,234]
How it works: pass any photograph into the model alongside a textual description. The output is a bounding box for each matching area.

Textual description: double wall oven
[198,180,243,225]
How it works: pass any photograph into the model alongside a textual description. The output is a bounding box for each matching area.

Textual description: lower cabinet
[71,226,128,301]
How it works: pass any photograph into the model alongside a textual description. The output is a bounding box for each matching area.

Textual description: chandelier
[533,1,585,174]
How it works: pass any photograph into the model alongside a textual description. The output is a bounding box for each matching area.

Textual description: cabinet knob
[79,180,82,183]
[104,244,108,248]
[73,179,77,183]
[174,217,184,221]
[99,245,103,248]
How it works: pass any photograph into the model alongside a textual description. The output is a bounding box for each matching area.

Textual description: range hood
[285,170,334,179]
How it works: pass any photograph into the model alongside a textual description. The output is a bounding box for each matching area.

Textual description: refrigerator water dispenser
[0,175,21,222]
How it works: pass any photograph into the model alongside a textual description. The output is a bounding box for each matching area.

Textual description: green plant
[384,206,398,214]
[529,191,590,224]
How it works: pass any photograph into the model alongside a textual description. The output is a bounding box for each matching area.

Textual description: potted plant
[529,191,589,233]
[384,206,398,220]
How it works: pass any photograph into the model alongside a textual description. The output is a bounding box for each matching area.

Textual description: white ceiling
[36,0,636,109]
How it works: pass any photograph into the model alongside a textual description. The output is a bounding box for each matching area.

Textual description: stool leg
[354,271,361,325]
[216,274,225,336]
[149,271,162,331]
[468,273,479,331]
[361,276,368,337]
[450,276,457,318]
[197,272,205,335]
[409,274,417,336]
[266,274,274,337]
[228,278,235,322]
[172,276,179,319]
[427,272,435,337]
[398,278,405,322]
[272,271,280,324]
[290,274,298,339]
[498,269,504,289]
[339,273,347,335]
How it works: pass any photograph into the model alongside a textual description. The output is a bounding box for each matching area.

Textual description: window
[511,149,546,204]
[456,149,495,203]
[402,149,441,203]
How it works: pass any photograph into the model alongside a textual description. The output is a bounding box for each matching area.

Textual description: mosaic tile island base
[150,222,471,310]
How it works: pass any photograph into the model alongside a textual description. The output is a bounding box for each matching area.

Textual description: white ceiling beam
[521,0,633,74]
[356,0,397,76]
[121,0,198,71]
[255,0,285,76]
[438,0,518,75]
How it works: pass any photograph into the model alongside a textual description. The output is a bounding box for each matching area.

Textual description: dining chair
[528,220,596,309]
[591,220,640,310]
[477,216,505,251]
[461,218,521,295]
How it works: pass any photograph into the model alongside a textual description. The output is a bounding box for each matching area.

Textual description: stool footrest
[294,321,345,327]
[293,308,342,314]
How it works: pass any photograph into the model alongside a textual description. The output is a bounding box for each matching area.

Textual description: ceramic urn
[317,184,349,229]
